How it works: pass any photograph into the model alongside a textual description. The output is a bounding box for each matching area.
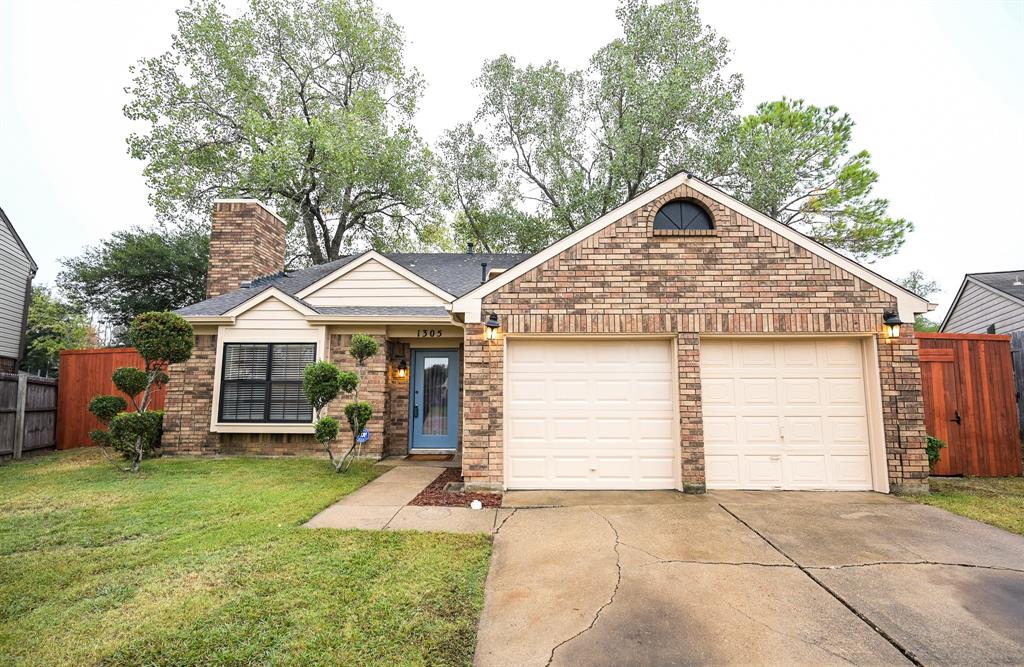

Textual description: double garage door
[505,338,874,491]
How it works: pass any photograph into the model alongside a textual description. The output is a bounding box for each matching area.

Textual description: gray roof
[970,270,1024,303]
[176,251,531,317]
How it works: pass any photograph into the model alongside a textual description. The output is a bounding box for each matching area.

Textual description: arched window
[653,199,714,231]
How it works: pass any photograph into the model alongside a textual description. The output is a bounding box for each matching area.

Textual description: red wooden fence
[56,348,167,450]
[918,333,1022,477]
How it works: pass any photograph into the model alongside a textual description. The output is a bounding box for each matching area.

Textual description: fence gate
[918,333,1022,477]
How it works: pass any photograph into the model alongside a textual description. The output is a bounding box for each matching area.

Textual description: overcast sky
[1,0,1021,319]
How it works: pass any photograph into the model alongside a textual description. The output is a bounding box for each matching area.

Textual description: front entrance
[409,349,460,451]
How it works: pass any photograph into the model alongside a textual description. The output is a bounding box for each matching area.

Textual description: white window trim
[209,324,327,434]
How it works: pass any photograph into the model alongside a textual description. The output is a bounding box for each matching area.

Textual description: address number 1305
[417,329,444,338]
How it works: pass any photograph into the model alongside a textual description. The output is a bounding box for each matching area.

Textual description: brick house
[165,172,934,493]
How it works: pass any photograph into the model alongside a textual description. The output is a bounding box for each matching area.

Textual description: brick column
[462,323,503,489]
[677,332,706,493]
[877,332,929,494]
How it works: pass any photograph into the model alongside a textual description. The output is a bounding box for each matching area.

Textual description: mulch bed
[409,468,503,509]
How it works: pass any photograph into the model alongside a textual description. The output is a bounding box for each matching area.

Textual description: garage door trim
[502,334,681,491]
[699,334,888,493]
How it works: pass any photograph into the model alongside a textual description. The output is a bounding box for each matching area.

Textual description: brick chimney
[207,200,286,298]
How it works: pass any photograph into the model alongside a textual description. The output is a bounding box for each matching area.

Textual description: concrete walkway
[305,465,504,533]
[476,490,1024,667]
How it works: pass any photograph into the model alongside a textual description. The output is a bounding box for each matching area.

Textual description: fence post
[13,372,28,459]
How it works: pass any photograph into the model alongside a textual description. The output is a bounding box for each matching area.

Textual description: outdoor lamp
[485,312,501,341]
[397,359,408,379]
[883,311,902,339]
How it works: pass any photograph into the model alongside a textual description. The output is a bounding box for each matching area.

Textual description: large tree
[21,286,93,377]
[58,227,208,339]
[442,0,742,249]
[125,0,433,264]
[711,98,912,260]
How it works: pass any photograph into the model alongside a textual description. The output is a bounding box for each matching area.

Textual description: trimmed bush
[344,401,373,434]
[112,367,148,399]
[108,410,164,460]
[129,311,193,366]
[88,395,128,425]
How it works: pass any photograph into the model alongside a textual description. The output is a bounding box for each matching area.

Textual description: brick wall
[207,201,286,299]
[463,182,928,492]
[327,333,387,458]
[386,340,411,457]
[161,333,218,455]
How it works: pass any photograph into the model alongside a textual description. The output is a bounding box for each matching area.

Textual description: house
[164,173,935,494]
[0,206,37,373]
[940,271,1024,334]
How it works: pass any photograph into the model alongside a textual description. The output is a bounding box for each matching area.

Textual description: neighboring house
[940,271,1024,334]
[0,206,37,373]
[164,173,934,494]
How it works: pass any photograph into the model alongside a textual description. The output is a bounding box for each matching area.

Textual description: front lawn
[0,450,491,666]
[911,476,1024,536]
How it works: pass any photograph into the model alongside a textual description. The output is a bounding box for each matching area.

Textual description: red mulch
[409,468,503,509]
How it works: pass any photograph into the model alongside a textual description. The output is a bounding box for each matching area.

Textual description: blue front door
[410,349,460,450]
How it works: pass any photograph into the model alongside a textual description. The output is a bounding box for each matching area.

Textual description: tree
[443,0,741,251]
[301,333,380,472]
[88,312,194,472]
[711,98,912,260]
[125,0,433,264]
[21,286,93,377]
[899,269,941,331]
[58,226,208,340]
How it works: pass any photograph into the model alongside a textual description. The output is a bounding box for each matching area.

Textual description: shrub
[112,367,148,400]
[129,311,193,367]
[88,395,128,425]
[344,401,373,434]
[926,435,946,467]
[108,411,164,460]
[314,416,340,445]
[348,334,379,364]
[303,362,357,413]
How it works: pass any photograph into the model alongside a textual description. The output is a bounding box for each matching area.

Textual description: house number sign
[417,329,444,338]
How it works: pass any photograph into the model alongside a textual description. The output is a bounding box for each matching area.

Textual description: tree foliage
[900,269,941,331]
[21,286,93,377]
[711,98,912,260]
[57,226,208,340]
[125,0,433,263]
[442,0,740,250]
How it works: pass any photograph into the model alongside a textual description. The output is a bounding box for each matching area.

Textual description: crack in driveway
[717,502,924,667]
[545,509,623,666]
[807,561,1024,575]
[493,508,517,534]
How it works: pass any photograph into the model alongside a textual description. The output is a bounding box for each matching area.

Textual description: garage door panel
[506,339,677,490]
[702,339,874,491]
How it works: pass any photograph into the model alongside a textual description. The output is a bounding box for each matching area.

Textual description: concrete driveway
[474,490,1024,667]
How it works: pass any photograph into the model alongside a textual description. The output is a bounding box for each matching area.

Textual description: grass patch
[911,476,1024,536]
[0,449,491,666]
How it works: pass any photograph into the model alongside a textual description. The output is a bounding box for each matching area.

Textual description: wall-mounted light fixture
[882,311,903,339]
[397,359,408,379]
[485,312,501,341]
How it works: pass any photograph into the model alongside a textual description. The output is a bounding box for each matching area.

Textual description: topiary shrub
[926,435,946,467]
[301,334,380,473]
[88,311,193,472]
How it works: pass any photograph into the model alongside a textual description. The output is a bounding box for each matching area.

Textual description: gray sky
[1,0,1022,319]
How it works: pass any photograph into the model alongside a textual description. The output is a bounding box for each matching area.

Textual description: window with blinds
[219,343,316,423]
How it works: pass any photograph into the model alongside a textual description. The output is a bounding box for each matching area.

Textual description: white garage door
[701,339,874,490]
[506,339,677,489]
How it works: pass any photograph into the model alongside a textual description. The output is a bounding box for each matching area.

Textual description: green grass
[0,450,491,666]
[911,476,1024,536]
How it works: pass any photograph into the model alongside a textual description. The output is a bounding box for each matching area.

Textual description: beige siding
[943,281,1024,333]
[0,221,32,360]
[304,259,446,307]
[233,297,314,331]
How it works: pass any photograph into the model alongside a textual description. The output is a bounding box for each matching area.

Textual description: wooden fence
[918,333,1022,477]
[56,348,167,450]
[1011,331,1024,436]
[0,373,58,459]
